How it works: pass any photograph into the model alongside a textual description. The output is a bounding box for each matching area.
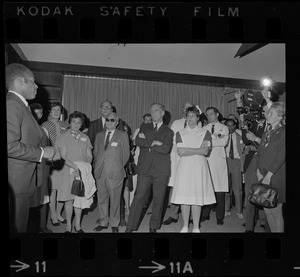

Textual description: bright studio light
[261,77,273,87]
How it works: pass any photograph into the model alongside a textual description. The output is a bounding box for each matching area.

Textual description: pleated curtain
[62,75,240,131]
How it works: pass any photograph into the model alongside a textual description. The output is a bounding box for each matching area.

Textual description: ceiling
[17,43,285,82]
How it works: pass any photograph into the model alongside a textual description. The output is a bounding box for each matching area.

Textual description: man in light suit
[93,112,130,233]
[224,119,244,219]
[6,63,55,233]
[202,107,229,225]
[125,103,174,233]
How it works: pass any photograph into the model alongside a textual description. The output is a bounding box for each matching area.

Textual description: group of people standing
[7,63,286,233]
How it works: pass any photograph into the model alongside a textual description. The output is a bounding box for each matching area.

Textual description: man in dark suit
[6,63,55,233]
[87,100,113,147]
[125,103,174,233]
[93,112,130,233]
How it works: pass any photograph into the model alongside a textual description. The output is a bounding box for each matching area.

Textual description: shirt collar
[9,90,28,107]
[153,121,163,130]
[106,129,115,136]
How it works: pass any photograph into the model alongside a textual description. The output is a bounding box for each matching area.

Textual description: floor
[41,198,267,233]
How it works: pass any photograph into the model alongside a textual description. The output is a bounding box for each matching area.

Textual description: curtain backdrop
[62,75,242,131]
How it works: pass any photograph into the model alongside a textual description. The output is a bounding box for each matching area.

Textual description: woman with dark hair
[256,102,285,232]
[170,106,216,233]
[29,103,52,233]
[42,102,69,226]
[57,111,95,233]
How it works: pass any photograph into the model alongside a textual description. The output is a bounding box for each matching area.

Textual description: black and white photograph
[6,43,286,234]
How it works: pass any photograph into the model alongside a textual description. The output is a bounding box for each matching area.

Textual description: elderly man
[6,63,55,233]
[126,103,173,233]
[93,112,130,233]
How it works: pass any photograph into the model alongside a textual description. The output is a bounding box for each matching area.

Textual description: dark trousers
[226,158,243,214]
[14,197,31,233]
[202,192,225,221]
[127,174,169,230]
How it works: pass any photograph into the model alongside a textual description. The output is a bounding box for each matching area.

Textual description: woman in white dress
[171,106,216,233]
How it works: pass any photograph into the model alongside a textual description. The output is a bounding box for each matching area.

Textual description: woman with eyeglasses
[256,102,285,232]
[57,111,94,233]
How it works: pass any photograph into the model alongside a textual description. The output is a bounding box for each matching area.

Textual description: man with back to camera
[6,63,55,233]
[125,103,174,233]
[201,107,229,225]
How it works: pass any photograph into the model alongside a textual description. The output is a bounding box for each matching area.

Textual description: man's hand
[42,146,55,159]
[151,140,163,147]
[138,132,145,139]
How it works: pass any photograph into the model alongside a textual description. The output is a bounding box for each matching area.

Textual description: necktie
[184,120,187,128]
[229,134,234,159]
[104,131,111,151]
[211,124,215,134]
[154,123,158,132]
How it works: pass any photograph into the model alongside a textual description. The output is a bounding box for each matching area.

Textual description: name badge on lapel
[111,142,118,147]
[81,137,87,142]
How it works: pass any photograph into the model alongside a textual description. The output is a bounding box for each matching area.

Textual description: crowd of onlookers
[7,63,286,233]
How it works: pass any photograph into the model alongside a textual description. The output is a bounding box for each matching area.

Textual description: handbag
[247,180,278,208]
[71,169,85,197]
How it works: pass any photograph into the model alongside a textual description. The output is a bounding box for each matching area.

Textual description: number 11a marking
[35,261,46,273]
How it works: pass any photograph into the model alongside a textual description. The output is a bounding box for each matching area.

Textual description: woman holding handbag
[256,102,285,232]
[57,111,93,233]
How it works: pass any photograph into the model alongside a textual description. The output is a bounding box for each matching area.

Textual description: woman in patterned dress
[42,102,69,225]
[171,106,216,233]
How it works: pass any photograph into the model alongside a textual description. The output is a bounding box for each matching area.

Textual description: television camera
[235,77,274,129]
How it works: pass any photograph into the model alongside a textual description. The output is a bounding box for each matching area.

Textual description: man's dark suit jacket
[135,123,173,176]
[7,92,43,197]
[242,121,266,172]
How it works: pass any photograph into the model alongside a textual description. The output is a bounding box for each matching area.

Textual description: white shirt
[153,121,163,131]
[226,132,241,159]
[102,117,106,128]
[8,90,44,161]
[105,129,115,142]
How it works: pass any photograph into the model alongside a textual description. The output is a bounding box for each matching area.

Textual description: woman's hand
[261,171,273,185]
[177,147,187,156]
[72,167,80,177]
[256,169,263,182]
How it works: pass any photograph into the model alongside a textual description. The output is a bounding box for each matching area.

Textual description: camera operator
[241,88,273,232]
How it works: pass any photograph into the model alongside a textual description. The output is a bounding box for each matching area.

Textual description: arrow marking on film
[10,260,30,272]
[139,260,166,273]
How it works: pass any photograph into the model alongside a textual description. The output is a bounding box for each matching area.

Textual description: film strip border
[3,2,300,42]
[5,1,300,276]
[9,234,299,275]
